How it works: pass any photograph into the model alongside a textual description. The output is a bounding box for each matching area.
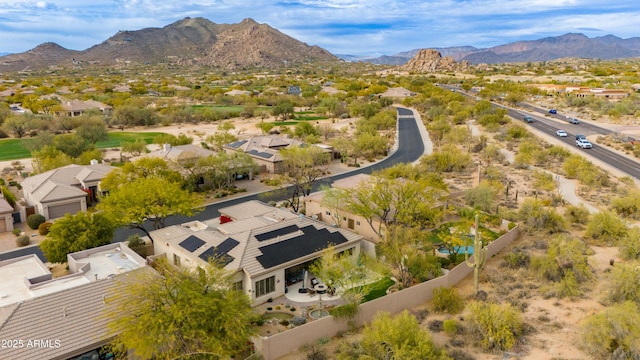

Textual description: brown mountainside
[0,17,338,72]
[0,42,80,72]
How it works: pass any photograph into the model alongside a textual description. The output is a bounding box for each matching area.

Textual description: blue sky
[1,1,639,56]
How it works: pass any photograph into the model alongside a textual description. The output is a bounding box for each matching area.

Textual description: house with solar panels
[150,200,363,305]
[222,135,336,174]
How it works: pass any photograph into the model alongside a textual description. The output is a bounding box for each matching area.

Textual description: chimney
[90,159,98,166]
[163,143,171,152]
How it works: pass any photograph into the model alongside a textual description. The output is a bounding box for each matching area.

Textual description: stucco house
[151,200,364,306]
[0,198,14,233]
[57,99,112,117]
[21,162,115,220]
[0,242,148,359]
[145,143,217,163]
[223,135,336,174]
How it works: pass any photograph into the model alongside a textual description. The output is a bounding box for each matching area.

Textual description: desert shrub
[466,301,523,351]
[420,144,472,172]
[611,189,640,219]
[531,235,592,298]
[12,228,21,236]
[585,210,628,246]
[579,301,640,359]
[619,227,640,260]
[517,198,565,233]
[26,214,46,230]
[443,318,459,336]
[501,247,530,269]
[15,235,30,247]
[604,263,640,305]
[38,222,52,236]
[432,286,465,314]
[0,129,8,138]
[564,204,590,225]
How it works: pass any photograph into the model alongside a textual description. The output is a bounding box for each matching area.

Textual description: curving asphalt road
[0,106,426,261]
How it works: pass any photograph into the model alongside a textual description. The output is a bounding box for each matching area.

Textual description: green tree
[120,139,148,157]
[108,259,255,359]
[54,133,92,158]
[100,157,183,191]
[579,301,640,359]
[75,117,108,145]
[278,145,329,212]
[39,212,115,263]
[98,177,202,242]
[273,99,294,120]
[337,310,451,360]
[205,131,238,152]
[2,115,32,138]
[31,145,74,173]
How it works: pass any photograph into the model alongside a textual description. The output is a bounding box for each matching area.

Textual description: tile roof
[0,268,152,360]
[21,164,114,202]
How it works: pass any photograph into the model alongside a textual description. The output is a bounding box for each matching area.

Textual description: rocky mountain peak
[401,49,470,72]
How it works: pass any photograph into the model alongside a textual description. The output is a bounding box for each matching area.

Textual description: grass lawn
[363,278,396,302]
[0,138,32,160]
[0,132,169,161]
[95,132,168,149]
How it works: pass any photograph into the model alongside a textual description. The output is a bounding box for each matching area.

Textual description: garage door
[48,202,82,219]
[0,217,6,233]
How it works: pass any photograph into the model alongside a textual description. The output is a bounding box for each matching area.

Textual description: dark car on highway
[549,109,557,114]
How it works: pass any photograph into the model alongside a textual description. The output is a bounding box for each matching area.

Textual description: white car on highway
[576,138,593,149]
[556,130,568,137]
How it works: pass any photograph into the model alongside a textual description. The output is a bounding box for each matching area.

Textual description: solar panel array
[198,238,240,266]
[256,227,349,269]
[178,235,206,252]
[254,224,299,242]
[247,149,274,159]
[226,139,248,149]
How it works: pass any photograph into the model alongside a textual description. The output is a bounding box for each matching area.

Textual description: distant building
[288,85,302,96]
[57,99,112,117]
[21,162,115,220]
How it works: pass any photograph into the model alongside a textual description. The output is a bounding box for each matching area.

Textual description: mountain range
[1,17,639,73]
[359,33,640,65]
[0,17,337,73]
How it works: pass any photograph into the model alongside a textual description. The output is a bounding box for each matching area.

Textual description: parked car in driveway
[556,130,568,137]
[576,138,593,149]
[549,109,557,114]
[568,117,580,124]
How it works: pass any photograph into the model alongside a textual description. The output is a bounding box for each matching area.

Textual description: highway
[0,106,426,261]
[444,84,640,180]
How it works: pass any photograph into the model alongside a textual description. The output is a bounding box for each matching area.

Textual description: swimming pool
[437,246,474,255]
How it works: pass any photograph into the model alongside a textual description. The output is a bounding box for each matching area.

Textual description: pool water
[438,246,474,255]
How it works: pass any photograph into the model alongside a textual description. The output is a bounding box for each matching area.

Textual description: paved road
[442,85,640,180]
[0,106,426,261]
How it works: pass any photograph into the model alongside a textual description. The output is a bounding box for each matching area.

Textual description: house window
[356,221,361,226]
[173,254,181,266]
[325,211,331,216]
[232,281,243,291]
[255,276,275,297]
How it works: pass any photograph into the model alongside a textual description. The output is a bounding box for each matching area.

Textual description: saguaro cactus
[466,213,488,295]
